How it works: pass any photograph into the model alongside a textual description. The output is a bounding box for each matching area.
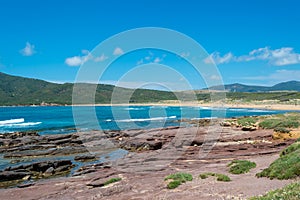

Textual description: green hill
[0,72,177,106]
[0,72,300,106]
[208,81,300,92]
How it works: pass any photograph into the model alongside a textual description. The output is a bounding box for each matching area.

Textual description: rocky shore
[0,119,297,199]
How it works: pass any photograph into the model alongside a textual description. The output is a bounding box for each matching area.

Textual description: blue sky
[0,0,300,90]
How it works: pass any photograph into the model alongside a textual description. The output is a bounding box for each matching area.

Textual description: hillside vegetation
[1,72,300,106]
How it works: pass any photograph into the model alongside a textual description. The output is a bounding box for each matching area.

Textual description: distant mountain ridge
[207,81,300,92]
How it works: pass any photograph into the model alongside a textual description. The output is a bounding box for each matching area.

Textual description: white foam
[0,118,24,125]
[123,107,145,111]
[116,116,176,122]
[0,122,42,127]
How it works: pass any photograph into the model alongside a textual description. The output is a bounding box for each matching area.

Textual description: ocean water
[0,106,290,134]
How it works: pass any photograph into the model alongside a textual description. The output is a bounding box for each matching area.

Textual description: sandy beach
[71,102,300,111]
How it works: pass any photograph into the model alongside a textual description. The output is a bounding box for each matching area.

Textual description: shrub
[259,115,300,130]
[104,177,122,186]
[280,142,300,156]
[259,119,281,129]
[228,160,256,174]
[256,142,300,180]
[249,182,300,200]
[165,172,193,189]
[167,180,181,189]
[199,172,231,182]
[237,117,258,127]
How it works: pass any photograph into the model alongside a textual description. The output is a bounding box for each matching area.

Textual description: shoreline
[1,102,300,111]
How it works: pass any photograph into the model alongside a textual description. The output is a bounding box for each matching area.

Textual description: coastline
[73,102,300,111]
[1,102,300,111]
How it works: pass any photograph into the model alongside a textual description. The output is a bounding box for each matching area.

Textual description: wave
[0,118,25,125]
[191,117,218,120]
[123,107,145,111]
[115,116,177,122]
[0,122,42,128]
[249,109,275,113]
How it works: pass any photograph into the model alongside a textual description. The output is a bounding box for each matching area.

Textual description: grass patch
[256,142,300,180]
[104,177,122,186]
[165,172,193,189]
[199,172,231,182]
[237,117,258,127]
[167,180,181,189]
[249,182,300,200]
[228,160,256,174]
[259,114,300,130]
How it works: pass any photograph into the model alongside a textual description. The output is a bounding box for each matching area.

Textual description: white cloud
[65,56,83,66]
[136,59,144,65]
[20,42,36,56]
[207,47,300,66]
[204,52,234,64]
[113,47,124,56]
[94,53,108,62]
[153,57,162,63]
[65,50,108,66]
[180,52,190,58]
[209,75,221,80]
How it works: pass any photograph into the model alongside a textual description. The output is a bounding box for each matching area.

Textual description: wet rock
[0,171,31,182]
[44,167,54,175]
[241,126,257,131]
[74,154,96,162]
[121,139,163,151]
[17,182,35,188]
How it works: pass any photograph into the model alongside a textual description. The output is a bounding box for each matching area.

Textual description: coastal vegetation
[249,182,300,200]
[164,172,193,189]
[228,160,256,174]
[103,177,122,186]
[225,113,300,134]
[256,141,300,180]
[199,172,231,182]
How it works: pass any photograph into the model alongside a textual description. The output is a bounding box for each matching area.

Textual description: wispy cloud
[113,47,124,56]
[136,52,165,65]
[206,47,300,66]
[20,42,36,56]
[65,50,108,66]
[94,53,108,62]
[153,57,162,63]
[204,52,234,64]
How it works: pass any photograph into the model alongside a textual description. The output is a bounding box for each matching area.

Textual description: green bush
[259,119,281,129]
[249,182,300,200]
[237,117,258,126]
[165,172,193,189]
[259,115,300,130]
[167,180,181,189]
[199,172,231,182]
[256,142,300,180]
[104,177,122,186]
[280,142,300,156]
[228,160,256,174]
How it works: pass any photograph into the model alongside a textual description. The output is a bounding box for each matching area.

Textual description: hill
[207,81,300,92]
[0,72,176,106]
[0,72,299,106]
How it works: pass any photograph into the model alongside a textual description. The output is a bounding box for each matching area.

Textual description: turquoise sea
[0,106,291,134]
